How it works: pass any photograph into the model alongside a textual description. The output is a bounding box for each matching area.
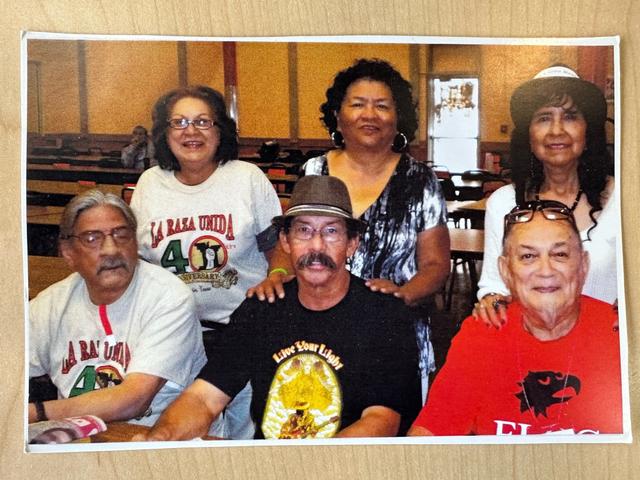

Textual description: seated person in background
[28,190,206,426]
[138,176,420,440]
[121,125,156,169]
[409,200,622,436]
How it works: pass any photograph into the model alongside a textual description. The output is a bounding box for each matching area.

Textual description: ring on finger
[492,299,507,310]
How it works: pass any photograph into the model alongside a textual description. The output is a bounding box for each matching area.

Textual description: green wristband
[269,267,289,276]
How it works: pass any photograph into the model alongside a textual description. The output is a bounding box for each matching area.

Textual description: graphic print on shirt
[150,213,238,289]
[62,339,129,397]
[515,370,582,417]
[262,350,343,439]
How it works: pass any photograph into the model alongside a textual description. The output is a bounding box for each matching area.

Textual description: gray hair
[59,189,137,239]
[501,215,583,256]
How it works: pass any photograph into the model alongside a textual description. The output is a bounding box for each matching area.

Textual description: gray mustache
[97,256,129,274]
[296,252,337,270]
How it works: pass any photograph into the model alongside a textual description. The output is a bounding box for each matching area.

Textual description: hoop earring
[331,130,345,149]
[392,132,408,152]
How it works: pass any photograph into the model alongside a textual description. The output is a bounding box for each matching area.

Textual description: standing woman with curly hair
[474,65,617,327]
[251,59,451,407]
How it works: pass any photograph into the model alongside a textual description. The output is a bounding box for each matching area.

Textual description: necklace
[535,186,583,211]
[514,322,579,432]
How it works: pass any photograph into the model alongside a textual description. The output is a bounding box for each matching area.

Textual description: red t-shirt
[413,296,622,436]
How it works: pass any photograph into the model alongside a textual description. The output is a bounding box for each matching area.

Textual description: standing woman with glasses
[475,65,617,327]
[130,86,281,439]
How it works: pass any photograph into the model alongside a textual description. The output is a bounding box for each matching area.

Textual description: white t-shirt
[477,183,618,304]
[130,161,281,323]
[29,260,207,426]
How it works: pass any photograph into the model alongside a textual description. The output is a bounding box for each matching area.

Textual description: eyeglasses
[290,224,347,243]
[504,200,578,232]
[65,226,134,249]
[167,118,217,130]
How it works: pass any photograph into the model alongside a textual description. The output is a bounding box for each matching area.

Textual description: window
[429,77,479,172]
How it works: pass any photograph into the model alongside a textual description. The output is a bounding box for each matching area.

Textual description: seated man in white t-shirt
[28,189,206,426]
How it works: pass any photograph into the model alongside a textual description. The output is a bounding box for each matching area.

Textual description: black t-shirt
[198,275,420,439]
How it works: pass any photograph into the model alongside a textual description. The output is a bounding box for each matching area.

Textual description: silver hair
[59,189,137,239]
[501,215,584,256]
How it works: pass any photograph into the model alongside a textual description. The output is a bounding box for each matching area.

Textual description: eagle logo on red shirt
[515,370,581,417]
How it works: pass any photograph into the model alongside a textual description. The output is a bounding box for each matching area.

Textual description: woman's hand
[246,271,295,303]
[365,278,421,307]
[472,293,511,329]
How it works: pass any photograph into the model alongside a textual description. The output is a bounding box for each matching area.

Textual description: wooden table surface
[27,205,65,225]
[29,153,124,168]
[28,163,142,185]
[28,255,72,298]
[457,197,487,211]
[265,173,298,183]
[28,162,138,174]
[90,421,222,442]
[446,198,486,213]
[451,177,484,189]
[28,179,125,197]
[448,227,484,258]
[446,228,485,309]
[90,422,151,443]
[447,199,487,228]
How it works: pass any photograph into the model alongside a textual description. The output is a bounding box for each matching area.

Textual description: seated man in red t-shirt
[409,200,622,436]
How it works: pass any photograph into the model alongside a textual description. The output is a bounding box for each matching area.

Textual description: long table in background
[447,198,487,227]
[28,179,124,197]
[28,163,142,185]
[28,154,124,168]
[447,227,485,310]
[449,227,484,260]
[28,164,297,194]
[27,205,65,225]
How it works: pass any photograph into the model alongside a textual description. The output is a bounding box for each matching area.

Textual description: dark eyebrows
[291,218,345,227]
[169,113,212,118]
[348,95,393,103]
[515,240,570,251]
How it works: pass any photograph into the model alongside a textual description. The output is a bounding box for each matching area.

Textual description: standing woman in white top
[130,86,281,438]
[475,65,616,327]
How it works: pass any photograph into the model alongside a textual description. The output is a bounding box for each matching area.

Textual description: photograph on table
[22,32,628,452]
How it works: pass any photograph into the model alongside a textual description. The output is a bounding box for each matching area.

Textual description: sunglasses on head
[503,200,578,233]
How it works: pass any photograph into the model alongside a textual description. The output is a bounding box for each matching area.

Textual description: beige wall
[480,45,563,142]
[85,41,179,134]
[28,40,80,133]
[27,40,611,146]
[186,41,225,91]
[297,42,411,139]
[236,42,290,138]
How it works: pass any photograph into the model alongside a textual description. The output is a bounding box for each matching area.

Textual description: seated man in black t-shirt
[138,176,420,440]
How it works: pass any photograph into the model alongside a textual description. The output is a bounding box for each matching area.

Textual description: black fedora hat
[510,65,607,130]
[272,176,366,231]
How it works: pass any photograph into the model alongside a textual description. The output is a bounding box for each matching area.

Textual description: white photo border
[21,32,629,452]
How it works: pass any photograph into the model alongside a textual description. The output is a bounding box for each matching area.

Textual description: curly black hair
[320,59,418,151]
[151,85,238,170]
[510,90,611,239]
